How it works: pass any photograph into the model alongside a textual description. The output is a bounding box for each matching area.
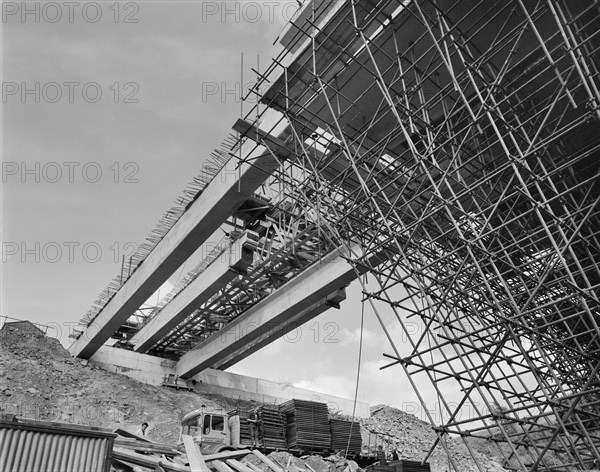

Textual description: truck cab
[180,408,234,453]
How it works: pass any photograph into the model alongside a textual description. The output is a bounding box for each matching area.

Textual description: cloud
[339,327,381,346]
[339,322,414,359]
[292,356,421,409]
[294,375,356,400]
[261,337,284,356]
[141,280,175,308]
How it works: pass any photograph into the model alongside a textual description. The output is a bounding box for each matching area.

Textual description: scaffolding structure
[235,0,600,470]
[73,0,600,469]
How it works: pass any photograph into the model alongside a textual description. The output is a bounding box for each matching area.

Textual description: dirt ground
[0,325,255,444]
[360,406,507,472]
[1,327,512,471]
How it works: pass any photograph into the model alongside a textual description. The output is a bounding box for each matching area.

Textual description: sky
[1,0,470,422]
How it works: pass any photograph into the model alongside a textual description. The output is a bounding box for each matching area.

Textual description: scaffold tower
[238,0,600,470]
[71,1,600,469]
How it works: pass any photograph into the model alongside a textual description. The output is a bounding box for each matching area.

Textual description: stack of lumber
[258,404,286,449]
[112,431,253,472]
[229,408,252,445]
[211,450,281,472]
[280,399,331,451]
[329,419,362,453]
[112,430,188,472]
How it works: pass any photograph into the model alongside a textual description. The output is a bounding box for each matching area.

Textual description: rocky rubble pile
[1,327,512,471]
[245,451,358,472]
[361,405,507,472]
[0,326,253,444]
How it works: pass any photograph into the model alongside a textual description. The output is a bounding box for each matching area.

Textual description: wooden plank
[243,461,264,472]
[115,427,155,443]
[182,435,211,472]
[121,445,179,455]
[226,459,255,472]
[115,439,179,455]
[204,449,252,461]
[115,437,175,447]
[114,458,153,472]
[212,460,237,472]
[113,447,191,472]
[251,450,285,472]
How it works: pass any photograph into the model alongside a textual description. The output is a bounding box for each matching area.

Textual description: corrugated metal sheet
[0,420,116,472]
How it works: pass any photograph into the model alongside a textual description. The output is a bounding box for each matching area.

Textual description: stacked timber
[280,399,331,451]
[258,404,286,449]
[229,408,252,445]
[112,431,188,471]
[329,419,362,453]
[114,437,252,472]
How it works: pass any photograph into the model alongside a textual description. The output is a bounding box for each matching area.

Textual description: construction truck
[179,399,372,464]
[179,407,233,453]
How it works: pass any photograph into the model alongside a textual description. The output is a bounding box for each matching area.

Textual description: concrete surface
[89,345,370,417]
[131,236,255,352]
[70,151,281,359]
